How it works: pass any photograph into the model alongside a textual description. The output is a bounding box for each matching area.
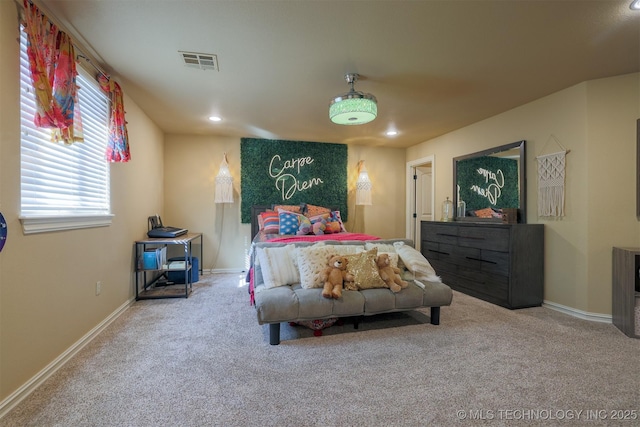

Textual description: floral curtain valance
[98,75,131,162]
[23,0,83,145]
[22,0,131,162]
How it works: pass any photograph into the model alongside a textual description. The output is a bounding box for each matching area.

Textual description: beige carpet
[2,273,640,427]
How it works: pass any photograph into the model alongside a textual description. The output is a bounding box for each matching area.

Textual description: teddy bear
[321,255,354,299]
[376,253,408,293]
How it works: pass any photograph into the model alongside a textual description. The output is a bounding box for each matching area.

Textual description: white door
[406,156,434,251]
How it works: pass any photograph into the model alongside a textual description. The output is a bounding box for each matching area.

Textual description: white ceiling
[40,0,640,148]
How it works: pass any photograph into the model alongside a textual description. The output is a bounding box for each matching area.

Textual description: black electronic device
[147,215,188,238]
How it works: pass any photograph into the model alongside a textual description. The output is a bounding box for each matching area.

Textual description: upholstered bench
[251,239,453,345]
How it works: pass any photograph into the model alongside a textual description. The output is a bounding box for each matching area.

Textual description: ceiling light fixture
[208,116,222,122]
[329,73,377,125]
[631,0,640,9]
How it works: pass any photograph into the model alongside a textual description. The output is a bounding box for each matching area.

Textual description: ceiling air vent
[179,51,219,71]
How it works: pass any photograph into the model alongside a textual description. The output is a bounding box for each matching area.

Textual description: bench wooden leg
[430,307,441,325]
[353,315,364,330]
[269,323,281,345]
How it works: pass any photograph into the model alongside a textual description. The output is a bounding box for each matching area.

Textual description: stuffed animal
[312,218,326,235]
[376,253,408,293]
[324,221,341,234]
[297,215,312,235]
[321,255,354,299]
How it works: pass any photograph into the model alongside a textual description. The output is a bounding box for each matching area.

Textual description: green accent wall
[240,138,348,223]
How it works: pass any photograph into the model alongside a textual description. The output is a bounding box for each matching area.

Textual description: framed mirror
[453,140,526,223]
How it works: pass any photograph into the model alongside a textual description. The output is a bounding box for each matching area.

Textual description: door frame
[406,155,435,248]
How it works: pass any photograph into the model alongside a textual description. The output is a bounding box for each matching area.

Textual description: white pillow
[256,244,299,288]
[365,242,397,253]
[296,245,332,289]
[316,243,364,256]
[393,241,440,282]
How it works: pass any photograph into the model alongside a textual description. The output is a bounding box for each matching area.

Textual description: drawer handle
[466,256,496,264]
[428,249,450,255]
[435,233,457,238]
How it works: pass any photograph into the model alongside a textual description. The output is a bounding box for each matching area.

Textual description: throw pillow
[365,242,397,253]
[256,244,299,288]
[365,242,406,270]
[278,211,299,235]
[316,243,364,256]
[393,241,440,281]
[303,203,332,217]
[260,211,279,234]
[344,248,387,290]
[273,204,302,214]
[296,245,332,289]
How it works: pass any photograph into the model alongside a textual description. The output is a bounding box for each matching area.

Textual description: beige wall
[348,145,407,239]
[407,72,640,315]
[163,136,407,271]
[2,0,638,409]
[164,134,244,271]
[0,0,165,402]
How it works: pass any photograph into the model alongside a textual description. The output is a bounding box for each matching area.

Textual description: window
[19,28,113,234]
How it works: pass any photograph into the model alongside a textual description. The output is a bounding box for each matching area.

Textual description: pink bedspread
[266,232,380,243]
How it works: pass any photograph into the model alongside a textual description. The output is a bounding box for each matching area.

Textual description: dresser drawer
[429,258,458,276]
[458,226,509,252]
[461,249,509,276]
[422,223,458,244]
[447,271,509,302]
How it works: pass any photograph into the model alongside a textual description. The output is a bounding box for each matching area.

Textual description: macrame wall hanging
[536,135,569,217]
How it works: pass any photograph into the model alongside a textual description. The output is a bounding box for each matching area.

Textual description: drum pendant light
[329,73,377,125]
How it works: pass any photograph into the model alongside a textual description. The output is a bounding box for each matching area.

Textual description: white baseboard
[0,298,134,419]
[543,300,612,323]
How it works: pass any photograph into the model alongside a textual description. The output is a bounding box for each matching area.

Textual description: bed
[246,203,453,344]
[247,204,380,301]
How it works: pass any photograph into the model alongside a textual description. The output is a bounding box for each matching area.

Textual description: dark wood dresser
[421,221,544,309]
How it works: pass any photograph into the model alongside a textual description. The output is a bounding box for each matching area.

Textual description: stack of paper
[168,260,187,270]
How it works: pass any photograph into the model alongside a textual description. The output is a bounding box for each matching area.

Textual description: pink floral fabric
[23,0,83,145]
[99,75,131,162]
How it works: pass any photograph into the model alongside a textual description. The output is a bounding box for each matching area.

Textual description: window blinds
[20,29,111,218]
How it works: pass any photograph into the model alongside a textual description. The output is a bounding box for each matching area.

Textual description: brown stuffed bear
[376,253,408,293]
[321,255,354,299]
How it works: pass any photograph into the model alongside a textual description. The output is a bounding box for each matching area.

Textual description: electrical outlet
[96,281,101,296]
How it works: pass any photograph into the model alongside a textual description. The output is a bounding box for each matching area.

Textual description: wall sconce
[356,160,372,205]
[214,153,234,203]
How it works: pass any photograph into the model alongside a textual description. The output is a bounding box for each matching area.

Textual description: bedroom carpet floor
[2,272,640,427]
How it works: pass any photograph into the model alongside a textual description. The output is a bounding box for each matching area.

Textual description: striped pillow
[260,211,279,234]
